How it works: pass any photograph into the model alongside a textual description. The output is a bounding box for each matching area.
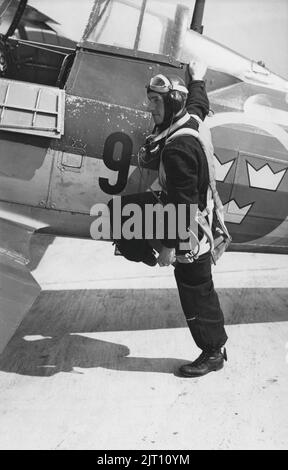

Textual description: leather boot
[179,348,227,378]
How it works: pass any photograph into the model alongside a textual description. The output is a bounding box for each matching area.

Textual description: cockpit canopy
[82,0,194,60]
[0,0,20,36]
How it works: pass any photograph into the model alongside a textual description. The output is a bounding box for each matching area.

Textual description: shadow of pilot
[0,334,188,377]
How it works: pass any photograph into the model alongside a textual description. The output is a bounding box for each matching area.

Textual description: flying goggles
[147,74,188,95]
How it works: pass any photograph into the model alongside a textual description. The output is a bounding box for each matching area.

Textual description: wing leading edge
[0,218,41,355]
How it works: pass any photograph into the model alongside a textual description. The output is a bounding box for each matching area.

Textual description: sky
[29,0,288,79]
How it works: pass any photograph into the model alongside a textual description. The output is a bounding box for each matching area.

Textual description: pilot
[111,61,228,378]
[145,61,228,378]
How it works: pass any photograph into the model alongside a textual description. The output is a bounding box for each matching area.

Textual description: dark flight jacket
[160,81,210,249]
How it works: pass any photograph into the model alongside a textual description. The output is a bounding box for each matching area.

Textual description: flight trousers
[109,192,228,353]
[174,252,228,352]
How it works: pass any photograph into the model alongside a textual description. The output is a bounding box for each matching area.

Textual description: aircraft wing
[0,218,41,355]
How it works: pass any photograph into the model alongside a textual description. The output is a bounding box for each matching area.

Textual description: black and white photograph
[0,0,287,451]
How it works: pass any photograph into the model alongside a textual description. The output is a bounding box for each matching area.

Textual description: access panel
[0,79,65,138]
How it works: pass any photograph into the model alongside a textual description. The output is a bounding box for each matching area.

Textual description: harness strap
[152,113,191,143]
[166,126,229,230]
[147,118,231,263]
[164,126,231,260]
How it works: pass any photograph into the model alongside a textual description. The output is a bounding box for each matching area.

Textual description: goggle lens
[148,74,171,93]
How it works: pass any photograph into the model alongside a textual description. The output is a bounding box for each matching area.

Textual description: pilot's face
[147,92,165,126]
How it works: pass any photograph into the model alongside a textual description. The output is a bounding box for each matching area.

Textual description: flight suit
[111,79,228,353]
[159,115,228,353]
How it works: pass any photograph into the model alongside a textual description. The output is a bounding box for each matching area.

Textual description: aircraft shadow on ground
[16,287,288,335]
[0,287,287,376]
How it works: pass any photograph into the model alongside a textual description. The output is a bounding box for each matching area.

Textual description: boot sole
[179,363,224,378]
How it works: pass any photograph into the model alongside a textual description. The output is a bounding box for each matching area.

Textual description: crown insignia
[247,163,286,191]
[214,155,234,182]
[223,200,253,224]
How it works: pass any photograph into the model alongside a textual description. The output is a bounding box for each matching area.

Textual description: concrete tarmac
[0,237,287,450]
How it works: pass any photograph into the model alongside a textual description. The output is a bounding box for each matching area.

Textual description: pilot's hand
[185,59,207,84]
[157,246,176,267]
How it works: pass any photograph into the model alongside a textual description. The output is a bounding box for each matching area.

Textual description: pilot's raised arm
[185,60,209,120]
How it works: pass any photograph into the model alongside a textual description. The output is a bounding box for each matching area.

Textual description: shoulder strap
[167,127,216,185]
[166,127,199,143]
[166,126,231,242]
[190,113,202,124]
[166,127,217,201]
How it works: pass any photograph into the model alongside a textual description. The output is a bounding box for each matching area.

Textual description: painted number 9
[99,132,133,195]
